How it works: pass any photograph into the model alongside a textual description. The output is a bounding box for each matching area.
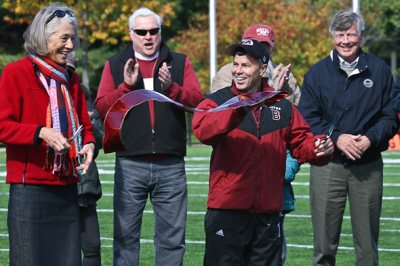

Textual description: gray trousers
[113,156,187,266]
[310,159,383,266]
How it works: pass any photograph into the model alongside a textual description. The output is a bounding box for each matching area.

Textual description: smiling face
[130,15,161,57]
[47,21,75,65]
[332,22,361,63]
[232,53,266,93]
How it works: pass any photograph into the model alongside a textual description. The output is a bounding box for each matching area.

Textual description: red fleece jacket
[0,57,95,185]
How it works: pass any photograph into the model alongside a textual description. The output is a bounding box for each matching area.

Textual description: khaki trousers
[310,158,383,266]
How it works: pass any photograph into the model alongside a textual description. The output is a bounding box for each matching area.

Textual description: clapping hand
[158,62,172,90]
[124,58,139,88]
[272,63,291,91]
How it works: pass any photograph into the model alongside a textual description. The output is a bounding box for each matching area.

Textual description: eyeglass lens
[133,28,160,36]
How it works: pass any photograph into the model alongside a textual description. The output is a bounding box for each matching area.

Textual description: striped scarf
[28,54,82,177]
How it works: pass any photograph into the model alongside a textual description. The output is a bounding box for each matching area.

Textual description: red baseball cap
[242,24,275,46]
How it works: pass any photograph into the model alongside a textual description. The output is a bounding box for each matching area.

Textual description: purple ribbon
[113,89,286,113]
[103,89,287,153]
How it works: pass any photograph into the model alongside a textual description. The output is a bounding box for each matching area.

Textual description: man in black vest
[95,7,202,266]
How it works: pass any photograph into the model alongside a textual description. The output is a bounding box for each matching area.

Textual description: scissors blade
[328,125,334,137]
[67,125,83,143]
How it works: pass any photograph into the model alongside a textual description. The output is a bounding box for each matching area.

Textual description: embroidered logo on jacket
[269,106,281,121]
[363,79,373,88]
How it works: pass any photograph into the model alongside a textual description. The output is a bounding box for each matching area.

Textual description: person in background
[0,4,96,265]
[211,23,300,105]
[388,77,400,150]
[281,150,300,265]
[94,6,203,266]
[193,39,334,265]
[298,10,399,266]
[392,77,400,112]
[67,54,102,266]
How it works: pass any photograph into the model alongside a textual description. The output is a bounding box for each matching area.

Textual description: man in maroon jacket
[193,39,334,266]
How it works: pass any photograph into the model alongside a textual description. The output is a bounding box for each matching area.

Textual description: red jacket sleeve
[288,106,331,166]
[192,98,248,145]
[0,62,39,145]
[164,57,203,107]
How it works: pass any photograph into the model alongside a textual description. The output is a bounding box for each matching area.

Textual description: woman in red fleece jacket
[0,4,95,265]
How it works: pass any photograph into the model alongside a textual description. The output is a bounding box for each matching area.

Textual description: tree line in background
[1,0,400,97]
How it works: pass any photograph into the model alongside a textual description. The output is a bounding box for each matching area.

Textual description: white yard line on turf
[1,242,399,252]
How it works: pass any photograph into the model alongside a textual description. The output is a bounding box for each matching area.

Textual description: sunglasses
[46,10,74,24]
[133,28,160,36]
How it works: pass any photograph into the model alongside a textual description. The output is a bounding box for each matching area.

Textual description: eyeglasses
[333,32,359,41]
[133,28,160,36]
[45,10,74,25]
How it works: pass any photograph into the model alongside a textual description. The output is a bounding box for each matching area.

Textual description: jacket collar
[118,42,171,88]
[330,48,368,73]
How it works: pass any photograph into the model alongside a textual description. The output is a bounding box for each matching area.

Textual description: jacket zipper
[252,106,262,139]
[337,66,366,126]
[341,68,365,145]
[151,128,156,154]
[342,64,366,90]
[151,61,159,155]
[251,106,262,210]
[22,150,29,183]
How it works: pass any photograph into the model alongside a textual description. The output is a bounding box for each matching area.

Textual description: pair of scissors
[318,125,334,145]
[67,125,83,144]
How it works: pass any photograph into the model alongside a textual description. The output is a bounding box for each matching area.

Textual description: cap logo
[257,27,270,36]
[241,39,254,46]
[262,55,268,64]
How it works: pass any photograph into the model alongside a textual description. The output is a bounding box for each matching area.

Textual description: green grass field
[0,145,399,265]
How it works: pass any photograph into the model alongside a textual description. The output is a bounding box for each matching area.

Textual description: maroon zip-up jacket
[193,79,329,213]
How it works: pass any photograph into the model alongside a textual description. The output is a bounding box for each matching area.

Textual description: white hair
[128,7,162,30]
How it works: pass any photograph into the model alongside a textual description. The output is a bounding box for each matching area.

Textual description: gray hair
[24,4,78,56]
[66,50,78,70]
[128,7,162,30]
[329,10,365,36]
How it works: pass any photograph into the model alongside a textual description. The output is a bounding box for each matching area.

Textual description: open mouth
[235,77,246,83]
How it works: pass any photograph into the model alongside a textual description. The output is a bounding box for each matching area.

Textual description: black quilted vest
[108,42,187,157]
